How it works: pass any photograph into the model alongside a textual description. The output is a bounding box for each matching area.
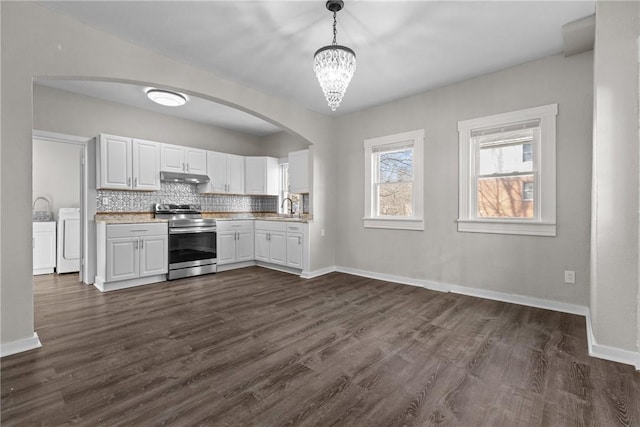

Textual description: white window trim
[363,129,424,231]
[457,104,557,236]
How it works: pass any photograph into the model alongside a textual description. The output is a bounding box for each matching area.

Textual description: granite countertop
[95,212,311,224]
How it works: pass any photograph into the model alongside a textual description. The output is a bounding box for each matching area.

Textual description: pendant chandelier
[313,0,356,111]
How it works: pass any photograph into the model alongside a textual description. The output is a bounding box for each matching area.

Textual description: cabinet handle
[140,239,144,249]
[235,232,239,240]
[128,177,131,186]
[182,162,186,172]
[186,163,190,172]
[267,233,270,241]
[134,240,138,250]
[298,236,301,245]
[134,177,138,187]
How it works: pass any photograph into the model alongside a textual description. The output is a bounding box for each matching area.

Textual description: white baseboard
[334,265,639,370]
[301,265,337,279]
[1,333,42,358]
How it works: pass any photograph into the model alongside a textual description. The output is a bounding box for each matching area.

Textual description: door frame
[32,130,96,284]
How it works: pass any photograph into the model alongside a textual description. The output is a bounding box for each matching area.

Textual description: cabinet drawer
[284,223,304,233]
[217,220,254,232]
[254,220,287,232]
[107,223,167,238]
[33,221,56,232]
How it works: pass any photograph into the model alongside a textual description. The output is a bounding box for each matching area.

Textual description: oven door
[168,226,217,269]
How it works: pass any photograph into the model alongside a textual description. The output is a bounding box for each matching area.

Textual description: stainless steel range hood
[160,171,210,184]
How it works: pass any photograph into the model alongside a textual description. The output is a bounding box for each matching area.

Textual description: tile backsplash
[97,182,278,213]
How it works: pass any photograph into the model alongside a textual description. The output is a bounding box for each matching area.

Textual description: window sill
[363,217,424,231]
[457,219,556,236]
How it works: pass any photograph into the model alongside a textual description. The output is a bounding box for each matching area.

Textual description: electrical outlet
[321,229,326,237]
[564,270,576,284]
[102,197,109,205]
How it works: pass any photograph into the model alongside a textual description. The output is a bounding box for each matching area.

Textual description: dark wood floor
[2,268,639,426]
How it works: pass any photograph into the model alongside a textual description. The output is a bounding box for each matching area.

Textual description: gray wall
[259,131,310,158]
[34,84,271,157]
[1,2,334,348]
[334,51,594,307]
[591,1,639,353]
[32,139,82,219]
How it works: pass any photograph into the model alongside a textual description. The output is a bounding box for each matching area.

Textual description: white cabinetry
[96,222,168,292]
[33,221,56,275]
[288,149,310,194]
[96,134,160,190]
[200,151,245,194]
[284,223,304,269]
[244,157,279,195]
[161,143,207,174]
[217,221,254,266]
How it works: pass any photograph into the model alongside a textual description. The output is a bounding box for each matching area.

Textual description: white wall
[334,51,594,307]
[591,1,640,353]
[32,138,82,220]
[1,2,334,350]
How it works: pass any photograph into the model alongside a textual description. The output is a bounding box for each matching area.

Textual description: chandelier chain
[332,11,337,45]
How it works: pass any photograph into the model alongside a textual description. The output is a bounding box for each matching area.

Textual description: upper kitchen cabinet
[245,156,279,195]
[199,151,245,194]
[96,134,160,191]
[160,143,207,175]
[288,149,310,194]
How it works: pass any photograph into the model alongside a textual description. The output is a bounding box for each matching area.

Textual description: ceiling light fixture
[313,0,356,111]
[146,89,187,107]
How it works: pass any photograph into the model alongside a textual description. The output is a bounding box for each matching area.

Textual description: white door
[206,151,227,193]
[254,230,270,262]
[286,233,303,268]
[100,134,131,189]
[106,237,138,282]
[269,232,287,265]
[217,232,237,265]
[244,157,266,194]
[133,139,160,190]
[227,154,245,194]
[33,230,56,273]
[185,148,207,174]
[236,231,254,262]
[160,143,185,173]
[140,235,168,277]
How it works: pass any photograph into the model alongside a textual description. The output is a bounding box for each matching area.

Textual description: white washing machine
[57,208,80,273]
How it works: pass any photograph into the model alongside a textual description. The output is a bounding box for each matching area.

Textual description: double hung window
[364,129,424,230]
[458,104,557,236]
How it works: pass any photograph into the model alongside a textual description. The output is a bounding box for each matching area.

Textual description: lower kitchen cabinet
[96,222,168,292]
[217,221,254,265]
[33,221,56,275]
[254,221,287,265]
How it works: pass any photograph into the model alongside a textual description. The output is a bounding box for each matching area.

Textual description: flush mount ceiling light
[146,89,187,107]
[313,0,356,111]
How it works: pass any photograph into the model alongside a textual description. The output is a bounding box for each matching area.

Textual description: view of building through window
[476,129,535,218]
[375,147,413,216]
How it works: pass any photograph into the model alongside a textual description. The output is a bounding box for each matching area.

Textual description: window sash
[372,146,414,217]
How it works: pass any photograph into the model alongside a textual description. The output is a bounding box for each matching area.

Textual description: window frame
[364,129,424,231]
[457,104,557,236]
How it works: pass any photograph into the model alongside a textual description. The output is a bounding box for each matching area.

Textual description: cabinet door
[185,148,207,174]
[244,157,266,194]
[160,143,185,173]
[286,233,303,269]
[106,237,138,282]
[288,149,309,194]
[227,154,245,194]
[236,231,254,262]
[217,231,237,265]
[269,232,287,265]
[205,151,228,193]
[33,231,56,273]
[254,230,270,262]
[132,139,160,190]
[99,134,132,190]
[140,235,168,277]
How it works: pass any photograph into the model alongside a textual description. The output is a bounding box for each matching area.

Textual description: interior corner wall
[334,51,594,307]
[1,1,334,350]
[259,131,310,158]
[591,0,640,353]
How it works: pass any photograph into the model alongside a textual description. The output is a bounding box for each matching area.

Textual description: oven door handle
[169,227,217,234]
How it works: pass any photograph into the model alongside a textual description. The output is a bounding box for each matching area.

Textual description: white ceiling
[39,1,595,135]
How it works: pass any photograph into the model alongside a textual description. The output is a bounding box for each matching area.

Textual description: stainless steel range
[154,204,217,280]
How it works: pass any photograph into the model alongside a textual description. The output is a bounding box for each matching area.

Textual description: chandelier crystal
[313,0,356,111]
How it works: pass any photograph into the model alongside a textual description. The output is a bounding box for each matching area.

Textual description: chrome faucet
[281,197,294,216]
